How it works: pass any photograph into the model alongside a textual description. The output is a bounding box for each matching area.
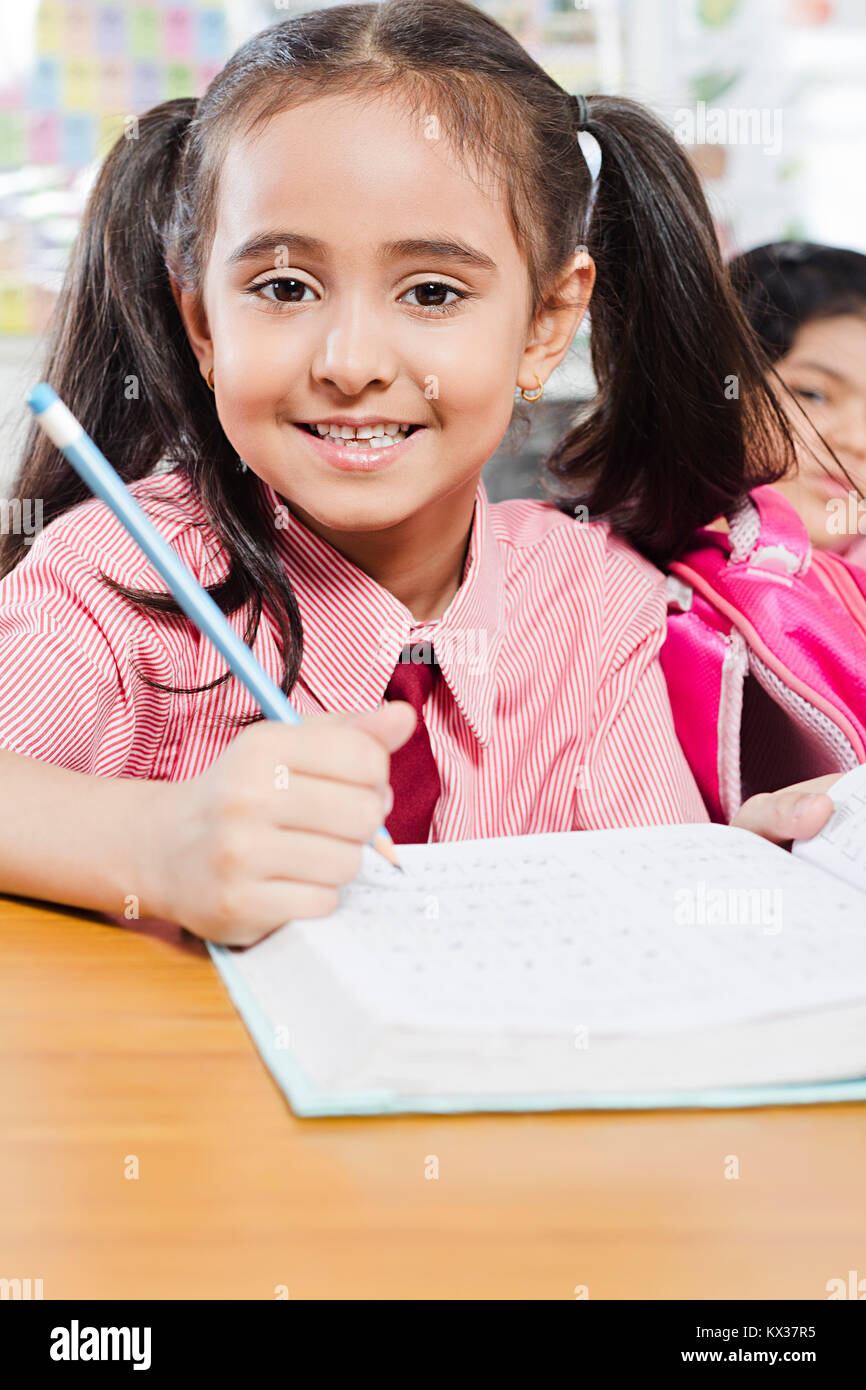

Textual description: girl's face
[771,313,866,550]
[179,92,589,552]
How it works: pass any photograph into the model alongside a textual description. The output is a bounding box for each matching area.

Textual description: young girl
[730,240,866,566]
[0,0,839,945]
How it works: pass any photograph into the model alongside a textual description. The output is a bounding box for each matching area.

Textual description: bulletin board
[0,2,230,335]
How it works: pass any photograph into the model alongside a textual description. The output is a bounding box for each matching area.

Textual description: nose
[310,289,398,398]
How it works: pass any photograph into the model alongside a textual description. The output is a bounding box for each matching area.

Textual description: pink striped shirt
[0,467,708,837]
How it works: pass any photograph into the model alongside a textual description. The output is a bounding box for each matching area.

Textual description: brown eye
[410,282,453,308]
[401,281,466,316]
[416,283,449,307]
[255,278,311,304]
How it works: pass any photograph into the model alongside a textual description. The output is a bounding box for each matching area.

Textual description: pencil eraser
[26,387,82,449]
[26,383,57,415]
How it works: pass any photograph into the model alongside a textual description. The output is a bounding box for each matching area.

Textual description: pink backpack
[662,485,866,824]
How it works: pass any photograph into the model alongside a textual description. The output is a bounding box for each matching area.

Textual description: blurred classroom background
[1,0,865,500]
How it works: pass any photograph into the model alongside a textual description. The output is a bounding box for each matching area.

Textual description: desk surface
[1,893,863,1300]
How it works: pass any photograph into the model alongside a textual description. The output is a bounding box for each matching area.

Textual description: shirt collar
[263,477,505,746]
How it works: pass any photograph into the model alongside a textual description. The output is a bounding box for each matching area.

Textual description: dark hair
[541,97,796,561]
[728,240,866,363]
[1,0,797,715]
[1,95,302,721]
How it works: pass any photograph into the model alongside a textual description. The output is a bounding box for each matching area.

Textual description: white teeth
[332,434,396,449]
[305,421,413,446]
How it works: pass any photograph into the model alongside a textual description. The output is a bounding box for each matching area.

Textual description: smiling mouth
[296,422,421,448]
[292,420,426,472]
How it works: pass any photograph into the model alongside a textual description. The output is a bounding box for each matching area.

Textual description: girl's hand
[141,702,417,945]
[731,773,841,847]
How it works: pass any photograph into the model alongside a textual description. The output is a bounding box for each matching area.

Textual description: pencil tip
[373,828,404,873]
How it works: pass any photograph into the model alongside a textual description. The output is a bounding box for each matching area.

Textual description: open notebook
[208,766,866,1116]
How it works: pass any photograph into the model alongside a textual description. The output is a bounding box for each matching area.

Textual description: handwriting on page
[282,825,866,1038]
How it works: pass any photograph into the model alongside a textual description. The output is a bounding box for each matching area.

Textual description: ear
[517,251,595,397]
[168,266,213,382]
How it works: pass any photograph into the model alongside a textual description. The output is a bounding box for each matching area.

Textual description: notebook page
[792,764,866,896]
[231,822,866,1041]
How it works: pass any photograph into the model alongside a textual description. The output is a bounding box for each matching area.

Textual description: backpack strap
[727,486,811,577]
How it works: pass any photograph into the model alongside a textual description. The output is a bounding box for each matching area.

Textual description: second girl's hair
[729,240,866,362]
[1,0,797,710]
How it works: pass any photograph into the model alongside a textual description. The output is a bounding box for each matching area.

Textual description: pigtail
[544,95,797,565]
[1,98,304,713]
[1,100,204,578]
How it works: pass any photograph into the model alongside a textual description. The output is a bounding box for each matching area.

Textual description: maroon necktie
[384,644,442,843]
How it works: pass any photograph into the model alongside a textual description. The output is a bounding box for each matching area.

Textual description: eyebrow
[226,231,497,273]
[785,359,847,384]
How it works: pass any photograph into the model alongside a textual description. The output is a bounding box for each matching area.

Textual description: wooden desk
[1,893,863,1300]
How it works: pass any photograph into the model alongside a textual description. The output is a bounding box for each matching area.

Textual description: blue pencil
[26,383,401,872]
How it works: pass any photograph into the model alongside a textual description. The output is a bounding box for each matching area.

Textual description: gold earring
[520,375,544,402]
[206,366,215,391]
